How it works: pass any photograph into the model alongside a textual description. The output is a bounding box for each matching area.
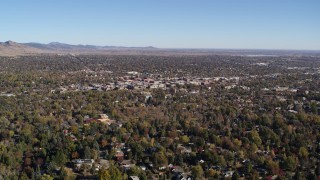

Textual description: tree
[180,135,190,144]
[53,150,67,167]
[315,163,320,176]
[191,165,204,179]
[99,165,122,180]
[20,172,29,180]
[250,143,258,153]
[127,166,147,180]
[311,102,318,114]
[100,139,108,148]
[249,130,262,146]
[154,151,168,167]
[293,170,305,180]
[40,174,54,180]
[59,168,68,179]
[84,146,91,159]
[284,156,298,171]
[266,159,279,175]
[245,162,253,174]
[233,138,242,148]
[99,169,111,180]
[206,169,219,178]
[306,173,317,180]
[46,162,56,176]
[232,171,240,180]
[93,140,100,151]
[35,165,41,179]
[249,171,260,180]
[298,147,308,159]
[71,151,79,159]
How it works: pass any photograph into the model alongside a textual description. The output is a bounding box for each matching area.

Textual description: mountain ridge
[1,40,320,56]
[23,41,156,50]
[0,40,157,56]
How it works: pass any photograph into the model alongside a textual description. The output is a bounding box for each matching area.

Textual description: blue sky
[1,0,319,50]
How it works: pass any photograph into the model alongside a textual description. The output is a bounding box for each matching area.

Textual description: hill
[0,41,42,56]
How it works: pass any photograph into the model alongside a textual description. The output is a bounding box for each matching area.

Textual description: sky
[1,0,320,50]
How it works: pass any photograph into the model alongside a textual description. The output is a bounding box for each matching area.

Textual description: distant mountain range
[0,41,156,56]
[1,40,320,56]
[23,42,156,51]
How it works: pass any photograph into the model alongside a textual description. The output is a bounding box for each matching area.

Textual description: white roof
[130,176,140,180]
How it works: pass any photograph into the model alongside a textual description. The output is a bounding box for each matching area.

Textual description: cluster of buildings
[51,71,242,94]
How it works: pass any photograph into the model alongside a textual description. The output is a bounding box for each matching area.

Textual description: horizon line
[2,40,320,52]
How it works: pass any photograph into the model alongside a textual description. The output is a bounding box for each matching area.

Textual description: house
[114,150,124,161]
[171,166,184,174]
[137,163,146,171]
[297,88,309,95]
[129,176,140,180]
[173,172,192,180]
[97,159,110,170]
[93,160,110,171]
[73,159,95,171]
[177,144,192,154]
[83,114,116,125]
[224,171,234,178]
[127,71,139,75]
[120,160,135,171]
[97,114,116,125]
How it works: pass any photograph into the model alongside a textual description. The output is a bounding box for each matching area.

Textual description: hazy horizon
[1,0,320,50]
[1,40,319,51]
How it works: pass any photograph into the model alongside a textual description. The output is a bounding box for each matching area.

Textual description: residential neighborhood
[0,54,319,179]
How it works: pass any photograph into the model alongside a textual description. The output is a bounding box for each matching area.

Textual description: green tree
[99,165,122,180]
[99,169,111,180]
[20,172,29,180]
[298,147,308,159]
[245,162,253,174]
[154,151,168,167]
[53,150,67,167]
[284,156,298,171]
[84,146,91,159]
[249,130,262,146]
[180,135,190,144]
[40,174,54,180]
[311,102,318,114]
[191,165,204,179]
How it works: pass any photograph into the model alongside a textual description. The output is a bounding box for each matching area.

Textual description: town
[0,54,319,179]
